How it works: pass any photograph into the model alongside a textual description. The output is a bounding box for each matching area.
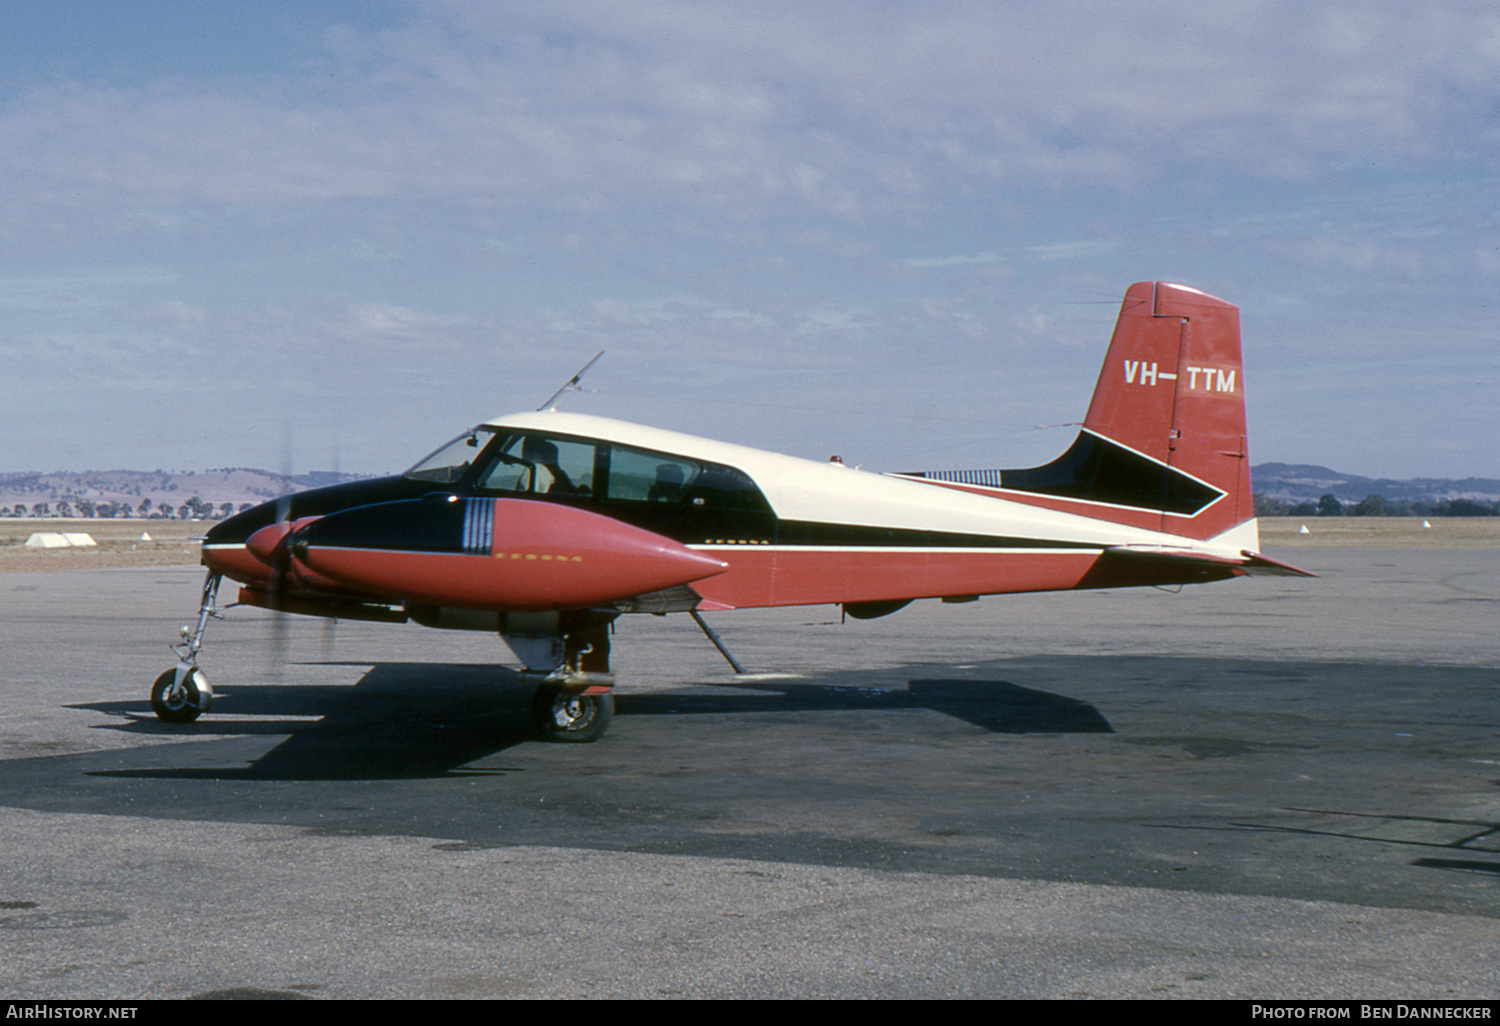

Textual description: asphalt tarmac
[1,548,1497,999]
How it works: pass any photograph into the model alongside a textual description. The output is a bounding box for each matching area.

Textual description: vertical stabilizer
[1083,282,1252,540]
[898,282,1256,546]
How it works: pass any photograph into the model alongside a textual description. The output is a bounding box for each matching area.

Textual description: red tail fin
[899,282,1254,544]
[1083,282,1251,540]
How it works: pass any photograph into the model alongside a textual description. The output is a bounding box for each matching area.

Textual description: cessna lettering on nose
[147,281,1311,744]
[1124,360,1236,393]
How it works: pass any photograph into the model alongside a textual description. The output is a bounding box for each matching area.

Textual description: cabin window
[472,432,773,525]
[604,447,699,503]
[683,463,775,514]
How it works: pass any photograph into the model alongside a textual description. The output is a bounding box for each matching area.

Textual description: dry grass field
[1257,515,1500,547]
[0,517,205,572]
[1,515,1496,574]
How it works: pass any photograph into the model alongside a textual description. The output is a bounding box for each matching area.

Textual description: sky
[1,0,1496,480]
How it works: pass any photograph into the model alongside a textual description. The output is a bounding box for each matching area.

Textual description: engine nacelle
[288,495,728,611]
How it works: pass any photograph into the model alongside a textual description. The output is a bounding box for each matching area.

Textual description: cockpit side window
[477,433,597,497]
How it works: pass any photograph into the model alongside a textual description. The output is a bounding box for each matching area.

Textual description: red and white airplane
[153,281,1311,741]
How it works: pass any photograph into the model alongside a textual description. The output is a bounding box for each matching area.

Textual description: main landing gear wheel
[150,665,212,723]
[532,684,614,743]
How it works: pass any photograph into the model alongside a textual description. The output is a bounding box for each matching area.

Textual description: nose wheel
[150,664,212,723]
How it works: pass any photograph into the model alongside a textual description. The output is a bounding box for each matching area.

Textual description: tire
[151,666,210,723]
[532,685,614,743]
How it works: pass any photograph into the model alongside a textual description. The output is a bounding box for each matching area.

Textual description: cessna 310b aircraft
[151,281,1311,742]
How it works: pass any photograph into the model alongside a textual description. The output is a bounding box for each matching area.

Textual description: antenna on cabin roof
[537,350,605,411]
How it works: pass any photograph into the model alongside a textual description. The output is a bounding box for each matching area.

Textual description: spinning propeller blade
[265,439,294,679]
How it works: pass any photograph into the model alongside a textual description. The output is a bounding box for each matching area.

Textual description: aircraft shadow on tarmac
[72,663,1112,781]
[1229,808,1500,879]
[617,678,1114,735]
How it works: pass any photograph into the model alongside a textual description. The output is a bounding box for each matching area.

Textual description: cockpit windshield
[403,427,501,484]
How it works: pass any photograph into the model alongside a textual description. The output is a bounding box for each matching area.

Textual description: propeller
[243,433,351,678]
[265,439,294,680]
[320,435,340,665]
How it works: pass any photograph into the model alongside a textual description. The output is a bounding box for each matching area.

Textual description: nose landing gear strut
[150,570,221,723]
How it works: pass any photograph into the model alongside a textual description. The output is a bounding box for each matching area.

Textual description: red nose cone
[246,517,321,568]
[246,522,293,567]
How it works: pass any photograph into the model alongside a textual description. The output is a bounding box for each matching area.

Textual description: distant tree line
[0,497,255,519]
[1255,493,1500,517]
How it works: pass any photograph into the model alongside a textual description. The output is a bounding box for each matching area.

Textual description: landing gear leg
[502,613,616,743]
[150,570,220,723]
[689,610,747,674]
[531,683,614,744]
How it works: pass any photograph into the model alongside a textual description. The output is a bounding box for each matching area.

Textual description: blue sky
[1,1,1496,480]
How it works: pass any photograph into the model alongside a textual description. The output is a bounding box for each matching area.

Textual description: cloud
[2,1,1495,244]
[0,270,179,311]
[903,252,1001,269]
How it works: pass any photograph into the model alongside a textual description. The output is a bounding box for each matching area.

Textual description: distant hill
[1251,464,1500,505]
[0,468,378,519]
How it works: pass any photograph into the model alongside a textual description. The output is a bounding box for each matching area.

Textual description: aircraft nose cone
[246,522,293,568]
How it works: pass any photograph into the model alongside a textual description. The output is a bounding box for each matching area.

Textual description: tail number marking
[1125,361,1235,393]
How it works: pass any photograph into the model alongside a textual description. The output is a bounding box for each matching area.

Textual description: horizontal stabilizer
[1100,545,1315,578]
[1234,550,1318,578]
